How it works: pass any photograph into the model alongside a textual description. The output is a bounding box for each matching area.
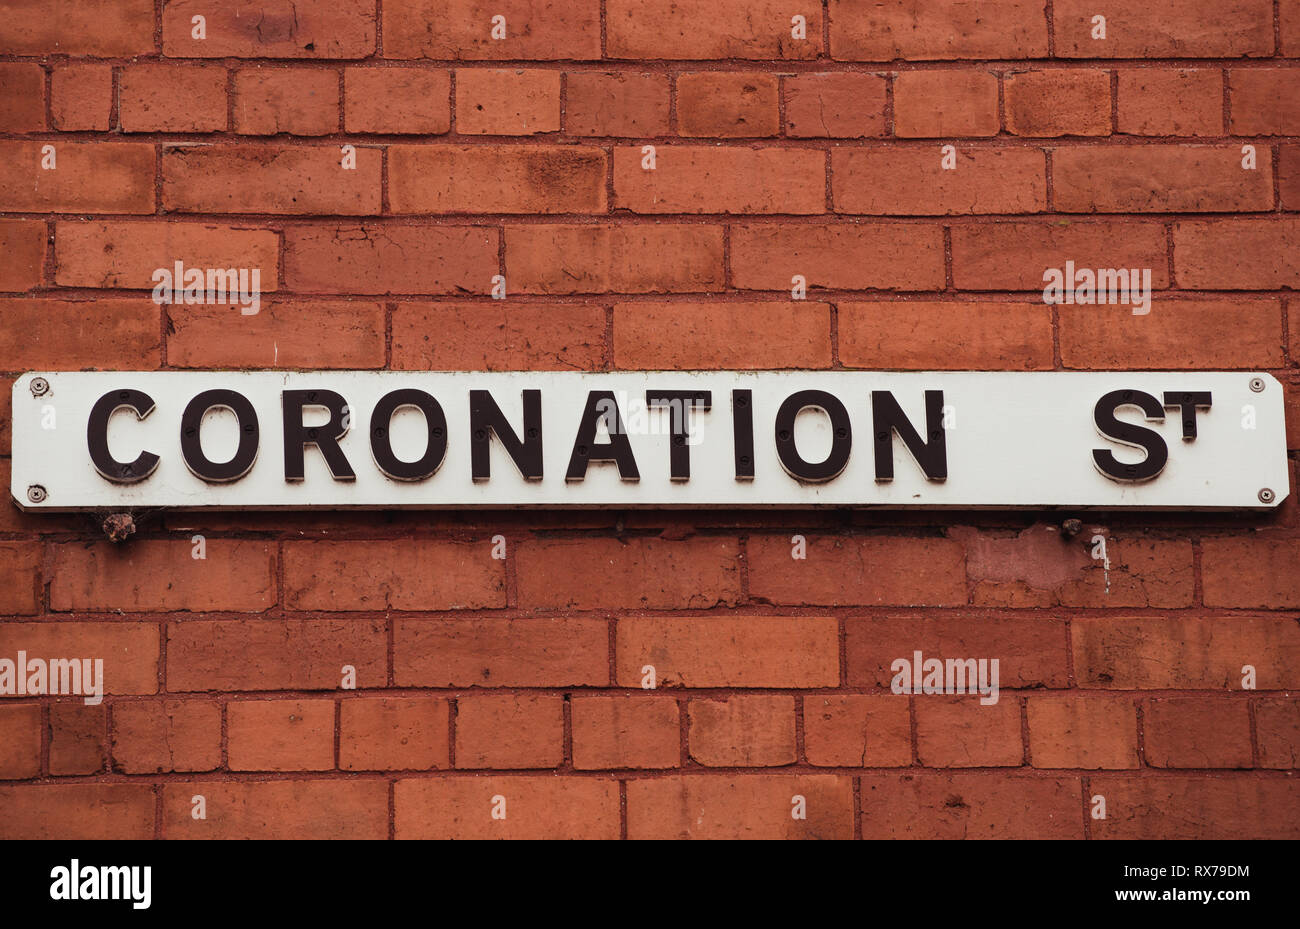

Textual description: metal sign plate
[10,370,1289,510]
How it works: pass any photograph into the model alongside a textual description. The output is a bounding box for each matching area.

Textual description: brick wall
[0,0,1298,839]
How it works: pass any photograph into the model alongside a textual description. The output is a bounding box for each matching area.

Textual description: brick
[859,773,1083,838]
[1117,69,1223,136]
[614,145,825,214]
[1174,219,1300,290]
[164,781,386,839]
[455,694,564,768]
[517,537,741,610]
[833,148,1046,215]
[616,616,839,688]
[341,697,450,771]
[803,695,911,767]
[0,141,154,213]
[456,69,560,135]
[0,220,45,292]
[228,698,335,771]
[1236,70,1300,135]
[166,618,386,692]
[163,145,381,215]
[628,775,853,839]
[234,68,339,136]
[1281,146,1300,209]
[392,302,606,370]
[893,71,999,138]
[784,73,886,138]
[111,699,221,774]
[613,301,831,369]
[344,68,450,134]
[0,541,39,613]
[0,63,43,131]
[0,785,154,840]
[52,540,275,613]
[0,0,154,56]
[1054,0,1274,58]
[1059,298,1283,369]
[564,72,669,136]
[1052,145,1273,212]
[1256,698,1300,769]
[48,703,105,775]
[846,615,1070,689]
[1287,0,1300,55]
[51,64,113,132]
[572,696,680,770]
[389,144,606,214]
[384,0,601,60]
[915,697,1022,767]
[951,220,1169,290]
[120,65,227,133]
[508,223,724,294]
[0,705,40,779]
[55,220,280,290]
[958,527,1195,609]
[1090,777,1298,839]
[1071,616,1300,689]
[168,299,386,369]
[1004,70,1111,137]
[0,623,159,695]
[395,617,607,689]
[830,0,1048,61]
[688,695,795,766]
[840,301,1053,370]
[748,535,967,607]
[1027,695,1139,769]
[676,73,779,138]
[283,224,497,294]
[162,0,376,58]
[1144,697,1252,769]
[608,0,822,59]
[285,540,504,611]
[396,777,619,839]
[1202,537,1300,608]
[731,223,945,291]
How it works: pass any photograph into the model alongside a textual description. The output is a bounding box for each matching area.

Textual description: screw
[1249,377,1266,393]
[29,377,48,397]
[1258,488,1276,504]
[26,485,46,504]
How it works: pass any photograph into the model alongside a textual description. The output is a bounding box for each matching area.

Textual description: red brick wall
[1,0,1298,840]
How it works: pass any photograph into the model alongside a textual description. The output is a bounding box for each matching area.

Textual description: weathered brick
[731,223,945,291]
[688,695,795,766]
[455,693,563,768]
[456,69,560,135]
[52,540,276,613]
[233,67,340,136]
[120,64,227,133]
[0,141,155,213]
[676,73,780,138]
[0,623,159,695]
[163,780,386,839]
[517,537,741,610]
[859,773,1082,838]
[167,299,386,369]
[394,617,608,687]
[228,698,335,771]
[1027,695,1139,769]
[615,146,825,214]
[784,73,886,138]
[839,301,1053,370]
[48,703,106,775]
[1053,0,1274,58]
[893,71,999,138]
[390,145,606,214]
[1052,145,1273,212]
[803,695,912,767]
[396,776,619,839]
[1202,537,1300,608]
[391,302,606,370]
[613,301,832,369]
[1004,70,1111,137]
[340,696,450,771]
[162,0,376,58]
[1144,697,1252,768]
[0,785,154,840]
[628,775,853,839]
[564,72,669,136]
[166,619,386,692]
[616,616,839,688]
[0,220,45,292]
[0,63,43,131]
[1090,777,1298,839]
[571,696,680,769]
[163,145,382,215]
[0,0,155,56]
[1072,616,1300,689]
[111,699,221,774]
[607,0,822,59]
[1117,69,1223,136]
[344,68,450,134]
[1174,219,1300,290]
[284,540,505,611]
[384,0,601,60]
[951,220,1169,290]
[748,535,968,606]
[0,705,41,779]
[50,63,113,132]
[283,224,497,294]
[829,0,1048,61]
[833,148,1047,215]
[507,223,724,294]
